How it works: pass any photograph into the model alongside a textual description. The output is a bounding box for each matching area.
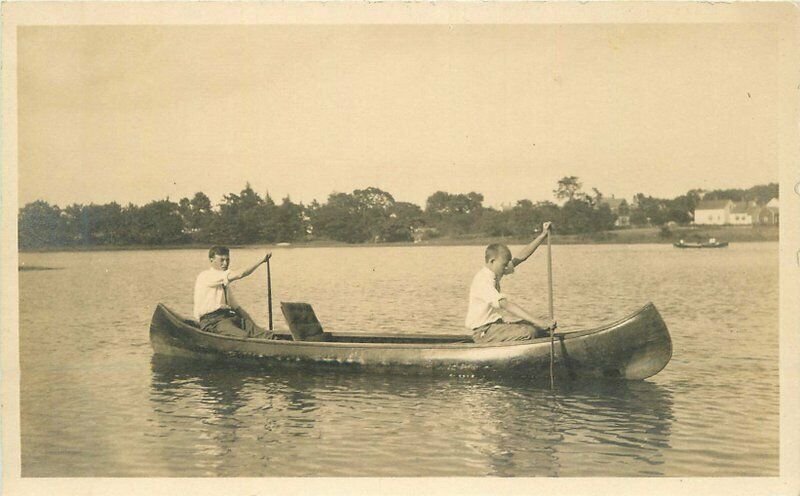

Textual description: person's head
[208,246,230,271]
[485,243,514,277]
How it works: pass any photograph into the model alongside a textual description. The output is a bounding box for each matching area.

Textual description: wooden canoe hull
[673,242,729,249]
[150,303,672,380]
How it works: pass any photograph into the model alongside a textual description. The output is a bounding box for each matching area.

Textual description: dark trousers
[199,308,276,339]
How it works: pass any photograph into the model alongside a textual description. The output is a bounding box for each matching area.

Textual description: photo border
[2,2,798,495]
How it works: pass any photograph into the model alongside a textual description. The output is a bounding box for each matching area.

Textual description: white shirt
[193,268,239,320]
[465,267,507,330]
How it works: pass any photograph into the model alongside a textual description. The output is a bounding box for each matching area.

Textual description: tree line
[17,178,778,249]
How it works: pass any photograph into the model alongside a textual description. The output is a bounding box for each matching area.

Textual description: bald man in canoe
[193,246,277,339]
[466,222,557,343]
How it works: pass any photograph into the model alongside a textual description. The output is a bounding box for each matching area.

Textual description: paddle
[546,227,555,389]
[266,256,273,331]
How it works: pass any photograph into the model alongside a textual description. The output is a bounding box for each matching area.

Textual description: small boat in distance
[674,237,729,249]
[150,302,673,381]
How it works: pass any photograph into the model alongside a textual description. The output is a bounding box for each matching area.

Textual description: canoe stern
[617,303,672,379]
[589,303,672,380]
[150,304,224,361]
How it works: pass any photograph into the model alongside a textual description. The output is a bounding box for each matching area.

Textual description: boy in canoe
[466,222,556,343]
[193,246,276,339]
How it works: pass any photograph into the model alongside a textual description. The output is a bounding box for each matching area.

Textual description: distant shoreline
[17,225,778,254]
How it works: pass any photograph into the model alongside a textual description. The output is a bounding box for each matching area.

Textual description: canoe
[673,241,729,249]
[150,302,672,381]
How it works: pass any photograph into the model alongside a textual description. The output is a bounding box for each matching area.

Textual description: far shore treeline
[18,177,778,250]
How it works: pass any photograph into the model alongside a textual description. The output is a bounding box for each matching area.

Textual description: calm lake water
[18,243,778,477]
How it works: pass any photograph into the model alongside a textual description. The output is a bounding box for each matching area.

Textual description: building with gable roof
[693,198,779,225]
[693,199,733,225]
[729,201,756,225]
[762,198,779,225]
[598,196,630,227]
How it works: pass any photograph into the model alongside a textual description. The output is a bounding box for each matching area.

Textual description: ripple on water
[18,244,779,476]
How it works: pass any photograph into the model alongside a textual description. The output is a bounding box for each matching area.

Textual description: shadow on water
[149,355,674,476]
[18,265,62,271]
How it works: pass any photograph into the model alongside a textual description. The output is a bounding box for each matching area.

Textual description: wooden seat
[280,302,329,341]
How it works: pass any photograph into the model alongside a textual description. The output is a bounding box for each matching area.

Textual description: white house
[693,198,779,225]
[729,202,754,225]
[599,197,630,227]
[762,198,779,225]
[693,200,733,225]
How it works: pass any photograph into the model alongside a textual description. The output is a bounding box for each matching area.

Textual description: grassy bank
[411,225,778,247]
[554,225,778,245]
[18,225,778,254]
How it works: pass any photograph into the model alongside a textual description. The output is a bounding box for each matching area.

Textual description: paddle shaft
[266,258,273,331]
[547,230,555,389]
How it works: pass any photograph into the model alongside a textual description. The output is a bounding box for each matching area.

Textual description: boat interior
[182,319,474,344]
[278,301,475,343]
[182,302,474,344]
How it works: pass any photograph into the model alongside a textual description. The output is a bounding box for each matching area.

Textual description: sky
[17,23,780,209]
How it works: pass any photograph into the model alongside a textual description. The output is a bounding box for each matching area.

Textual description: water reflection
[20,245,776,476]
[150,357,674,476]
[452,376,674,476]
[551,380,674,477]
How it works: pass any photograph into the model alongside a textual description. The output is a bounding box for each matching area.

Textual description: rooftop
[695,199,732,211]
[600,198,626,210]
[731,202,751,214]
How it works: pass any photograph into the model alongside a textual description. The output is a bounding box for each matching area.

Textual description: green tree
[309,187,421,243]
[117,203,141,244]
[593,203,617,231]
[553,176,583,202]
[383,201,424,242]
[129,199,186,245]
[561,199,594,234]
[474,207,510,237]
[94,203,125,244]
[507,199,540,236]
[533,201,562,225]
[208,184,269,244]
[310,188,384,243]
[310,192,372,243]
[177,192,216,242]
[630,193,668,226]
[589,187,603,207]
[746,183,779,203]
[424,191,484,235]
[552,179,617,233]
[702,183,778,204]
[352,187,396,242]
[618,199,630,217]
[266,197,307,243]
[62,203,87,245]
[18,201,66,248]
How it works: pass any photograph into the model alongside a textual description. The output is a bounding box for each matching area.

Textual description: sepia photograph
[1,1,798,495]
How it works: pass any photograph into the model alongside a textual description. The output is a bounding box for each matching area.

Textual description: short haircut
[208,245,230,259]
[485,243,511,263]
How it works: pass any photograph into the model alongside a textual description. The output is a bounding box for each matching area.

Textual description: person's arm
[228,252,272,282]
[512,222,552,267]
[498,298,555,330]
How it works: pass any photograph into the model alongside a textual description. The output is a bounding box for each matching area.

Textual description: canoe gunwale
[153,302,660,350]
[150,301,672,379]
